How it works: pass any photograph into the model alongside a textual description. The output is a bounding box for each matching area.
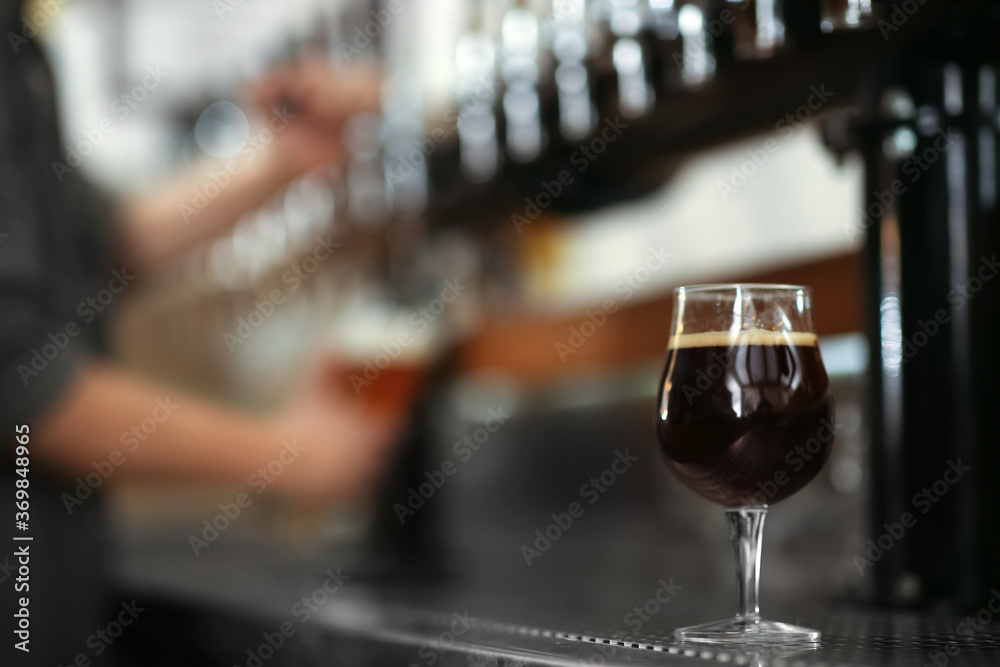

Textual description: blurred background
[21,0,1000,662]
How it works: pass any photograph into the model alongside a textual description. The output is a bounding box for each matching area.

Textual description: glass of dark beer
[656,284,833,643]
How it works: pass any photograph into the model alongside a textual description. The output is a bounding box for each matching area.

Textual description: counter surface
[116,537,1000,667]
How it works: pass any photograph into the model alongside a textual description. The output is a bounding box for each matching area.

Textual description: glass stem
[726,506,767,621]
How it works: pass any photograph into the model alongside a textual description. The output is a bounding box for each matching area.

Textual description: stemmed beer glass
[656,285,834,643]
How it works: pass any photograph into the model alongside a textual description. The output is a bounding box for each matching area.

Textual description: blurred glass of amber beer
[322,312,434,419]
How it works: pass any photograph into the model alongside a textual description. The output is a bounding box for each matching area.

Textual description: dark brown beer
[656,330,834,507]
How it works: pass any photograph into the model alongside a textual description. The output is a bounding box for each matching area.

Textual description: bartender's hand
[264,362,404,504]
[31,362,404,506]
[250,57,382,177]
[118,59,382,269]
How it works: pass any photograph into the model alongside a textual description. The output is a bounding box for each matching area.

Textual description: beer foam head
[326,300,436,362]
[668,329,818,349]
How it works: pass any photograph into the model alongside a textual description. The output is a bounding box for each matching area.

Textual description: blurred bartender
[0,1,400,663]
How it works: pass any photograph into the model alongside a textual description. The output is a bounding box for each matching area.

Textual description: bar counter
[113,530,1000,667]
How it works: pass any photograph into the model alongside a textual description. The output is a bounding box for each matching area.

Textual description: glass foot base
[675,616,820,644]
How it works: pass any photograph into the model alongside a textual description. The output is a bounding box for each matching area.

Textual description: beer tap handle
[345,112,390,229]
[819,0,874,33]
[381,76,428,216]
[648,0,679,40]
[455,31,502,182]
[553,0,596,140]
[753,0,785,56]
[501,5,546,161]
[608,0,655,116]
[677,3,716,86]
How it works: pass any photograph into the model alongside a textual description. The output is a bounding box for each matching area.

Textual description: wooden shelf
[457,251,863,381]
